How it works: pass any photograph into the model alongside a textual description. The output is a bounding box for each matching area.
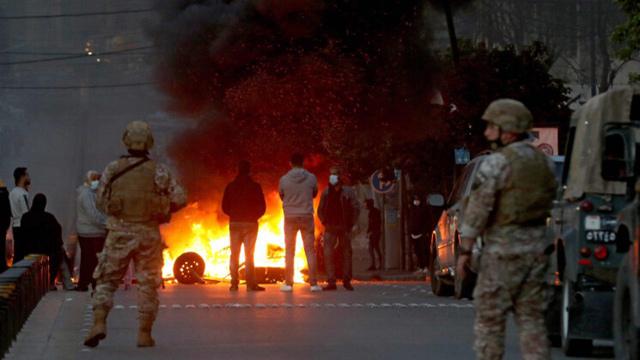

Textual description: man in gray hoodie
[278,153,321,292]
[75,170,107,291]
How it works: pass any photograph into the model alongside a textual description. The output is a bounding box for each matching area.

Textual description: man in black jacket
[0,180,10,273]
[222,160,267,291]
[318,167,359,291]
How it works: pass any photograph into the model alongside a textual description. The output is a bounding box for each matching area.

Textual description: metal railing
[0,255,49,358]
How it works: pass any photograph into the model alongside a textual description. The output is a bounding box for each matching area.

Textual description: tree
[439,42,571,153]
[612,0,640,83]
[397,41,571,197]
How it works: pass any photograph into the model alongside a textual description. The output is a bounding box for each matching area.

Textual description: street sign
[454,147,470,165]
[370,170,395,194]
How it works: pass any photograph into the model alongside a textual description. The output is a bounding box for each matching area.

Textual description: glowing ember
[160,192,309,283]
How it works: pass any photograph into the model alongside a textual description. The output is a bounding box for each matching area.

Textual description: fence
[0,255,49,358]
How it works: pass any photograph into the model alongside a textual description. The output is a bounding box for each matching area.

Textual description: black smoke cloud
[151,0,471,199]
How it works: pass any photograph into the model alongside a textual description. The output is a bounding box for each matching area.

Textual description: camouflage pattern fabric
[93,157,186,320]
[460,140,555,360]
[93,225,164,320]
[473,236,550,360]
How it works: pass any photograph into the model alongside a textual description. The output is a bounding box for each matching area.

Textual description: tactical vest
[492,144,557,226]
[105,159,170,223]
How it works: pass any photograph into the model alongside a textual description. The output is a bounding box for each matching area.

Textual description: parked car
[614,181,640,360]
[427,154,488,299]
[545,87,640,356]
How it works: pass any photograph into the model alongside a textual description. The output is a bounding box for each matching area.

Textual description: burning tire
[173,252,206,284]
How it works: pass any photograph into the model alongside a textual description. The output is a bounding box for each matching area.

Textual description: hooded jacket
[279,168,318,217]
[20,194,63,255]
[76,185,107,237]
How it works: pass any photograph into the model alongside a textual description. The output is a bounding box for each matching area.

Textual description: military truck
[547,87,640,356]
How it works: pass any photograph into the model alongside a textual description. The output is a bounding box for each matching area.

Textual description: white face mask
[329,174,339,186]
[413,200,421,206]
[90,180,100,190]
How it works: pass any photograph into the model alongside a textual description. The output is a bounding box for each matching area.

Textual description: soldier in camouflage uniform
[84,121,186,348]
[456,99,557,360]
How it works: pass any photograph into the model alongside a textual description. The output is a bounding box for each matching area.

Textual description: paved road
[5,281,612,359]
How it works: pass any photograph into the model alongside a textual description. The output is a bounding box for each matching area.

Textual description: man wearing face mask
[75,170,107,292]
[318,167,359,291]
[456,99,557,360]
[10,167,31,263]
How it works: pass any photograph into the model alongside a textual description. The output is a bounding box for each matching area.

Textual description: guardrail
[0,255,49,358]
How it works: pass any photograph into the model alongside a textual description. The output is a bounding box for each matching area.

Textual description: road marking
[108,302,475,310]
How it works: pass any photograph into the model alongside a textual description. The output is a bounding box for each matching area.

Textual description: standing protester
[318,167,359,291]
[0,180,11,272]
[85,121,186,348]
[9,167,30,263]
[456,99,557,360]
[365,199,382,271]
[75,170,107,292]
[278,153,321,292]
[408,194,430,273]
[222,160,267,292]
[20,194,64,290]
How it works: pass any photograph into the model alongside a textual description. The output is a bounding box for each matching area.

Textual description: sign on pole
[370,170,395,194]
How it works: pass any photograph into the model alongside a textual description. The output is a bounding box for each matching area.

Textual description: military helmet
[481,99,533,134]
[122,121,154,151]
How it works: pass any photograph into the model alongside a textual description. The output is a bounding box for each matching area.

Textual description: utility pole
[442,0,460,66]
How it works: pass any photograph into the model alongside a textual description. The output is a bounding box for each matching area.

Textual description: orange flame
[160,192,310,283]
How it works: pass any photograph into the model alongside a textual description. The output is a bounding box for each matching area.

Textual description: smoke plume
[152,0,451,199]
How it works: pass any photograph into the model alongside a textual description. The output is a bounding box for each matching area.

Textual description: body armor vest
[105,159,169,223]
[492,143,557,226]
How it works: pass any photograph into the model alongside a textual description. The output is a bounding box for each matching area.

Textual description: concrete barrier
[0,255,49,358]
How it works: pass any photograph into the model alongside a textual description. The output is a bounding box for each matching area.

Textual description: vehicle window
[603,132,630,179]
[447,162,475,205]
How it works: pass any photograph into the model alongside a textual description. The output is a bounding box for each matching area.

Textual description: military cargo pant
[473,251,550,360]
[93,227,163,321]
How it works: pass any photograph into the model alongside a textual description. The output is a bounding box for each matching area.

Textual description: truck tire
[561,278,592,356]
[429,240,452,296]
[614,256,640,360]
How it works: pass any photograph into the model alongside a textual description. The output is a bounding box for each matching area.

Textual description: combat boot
[84,307,108,347]
[137,317,156,347]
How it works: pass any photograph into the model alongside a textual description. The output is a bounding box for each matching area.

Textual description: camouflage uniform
[85,121,186,348]
[93,161,186,320]
[460,100,557,360]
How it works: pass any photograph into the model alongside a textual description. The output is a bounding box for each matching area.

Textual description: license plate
[585,230,616,243]
[585,215,601,230]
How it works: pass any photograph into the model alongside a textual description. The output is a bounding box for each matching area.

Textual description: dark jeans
[284,216,317,286]
[368,231,382,268]
[12,227,26,263]
[412,234,429,269]
[323,230,353,284]
[229,222,259,287]
[77,236,106,289]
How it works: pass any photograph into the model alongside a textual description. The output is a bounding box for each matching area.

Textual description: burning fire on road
[160,191,310,284]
